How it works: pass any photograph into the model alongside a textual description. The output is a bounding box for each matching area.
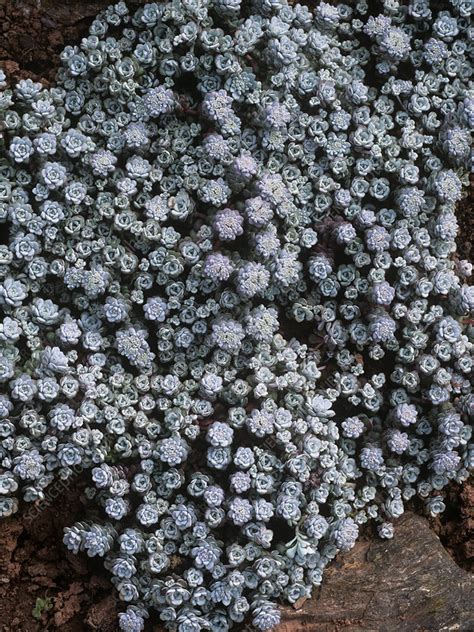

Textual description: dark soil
[0,1,472,631]
[456,177,473,262]
[431,482,474,573]
[0,0,147,85]
[0,479,122,632]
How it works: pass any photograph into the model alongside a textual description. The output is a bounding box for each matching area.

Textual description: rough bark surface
[0,1,473,631]
[280,512,474,632]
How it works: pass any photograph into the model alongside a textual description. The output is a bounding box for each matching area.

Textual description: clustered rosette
[0,1,472,631]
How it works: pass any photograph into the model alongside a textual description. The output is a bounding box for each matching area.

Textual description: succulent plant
[0,1,472,630]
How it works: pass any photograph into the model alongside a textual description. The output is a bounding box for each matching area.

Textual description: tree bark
[279,513,474,632]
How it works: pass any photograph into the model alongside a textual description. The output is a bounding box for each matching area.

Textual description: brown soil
[456,178,473,262]
[0,479,122,632]
[0,1,472,631]
[431,482,474,573]
[0,1,148,85]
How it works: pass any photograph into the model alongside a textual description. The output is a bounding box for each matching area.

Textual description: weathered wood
[277,513,474,632]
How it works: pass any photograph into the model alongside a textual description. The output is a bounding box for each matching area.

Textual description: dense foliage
[0,0,472,630]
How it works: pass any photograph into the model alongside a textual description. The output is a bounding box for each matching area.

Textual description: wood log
[277,513,474,632]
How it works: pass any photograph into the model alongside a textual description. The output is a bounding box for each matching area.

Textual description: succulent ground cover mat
[0,1,472,630]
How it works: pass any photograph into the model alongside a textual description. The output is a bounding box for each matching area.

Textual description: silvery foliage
[0,0,473,630]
